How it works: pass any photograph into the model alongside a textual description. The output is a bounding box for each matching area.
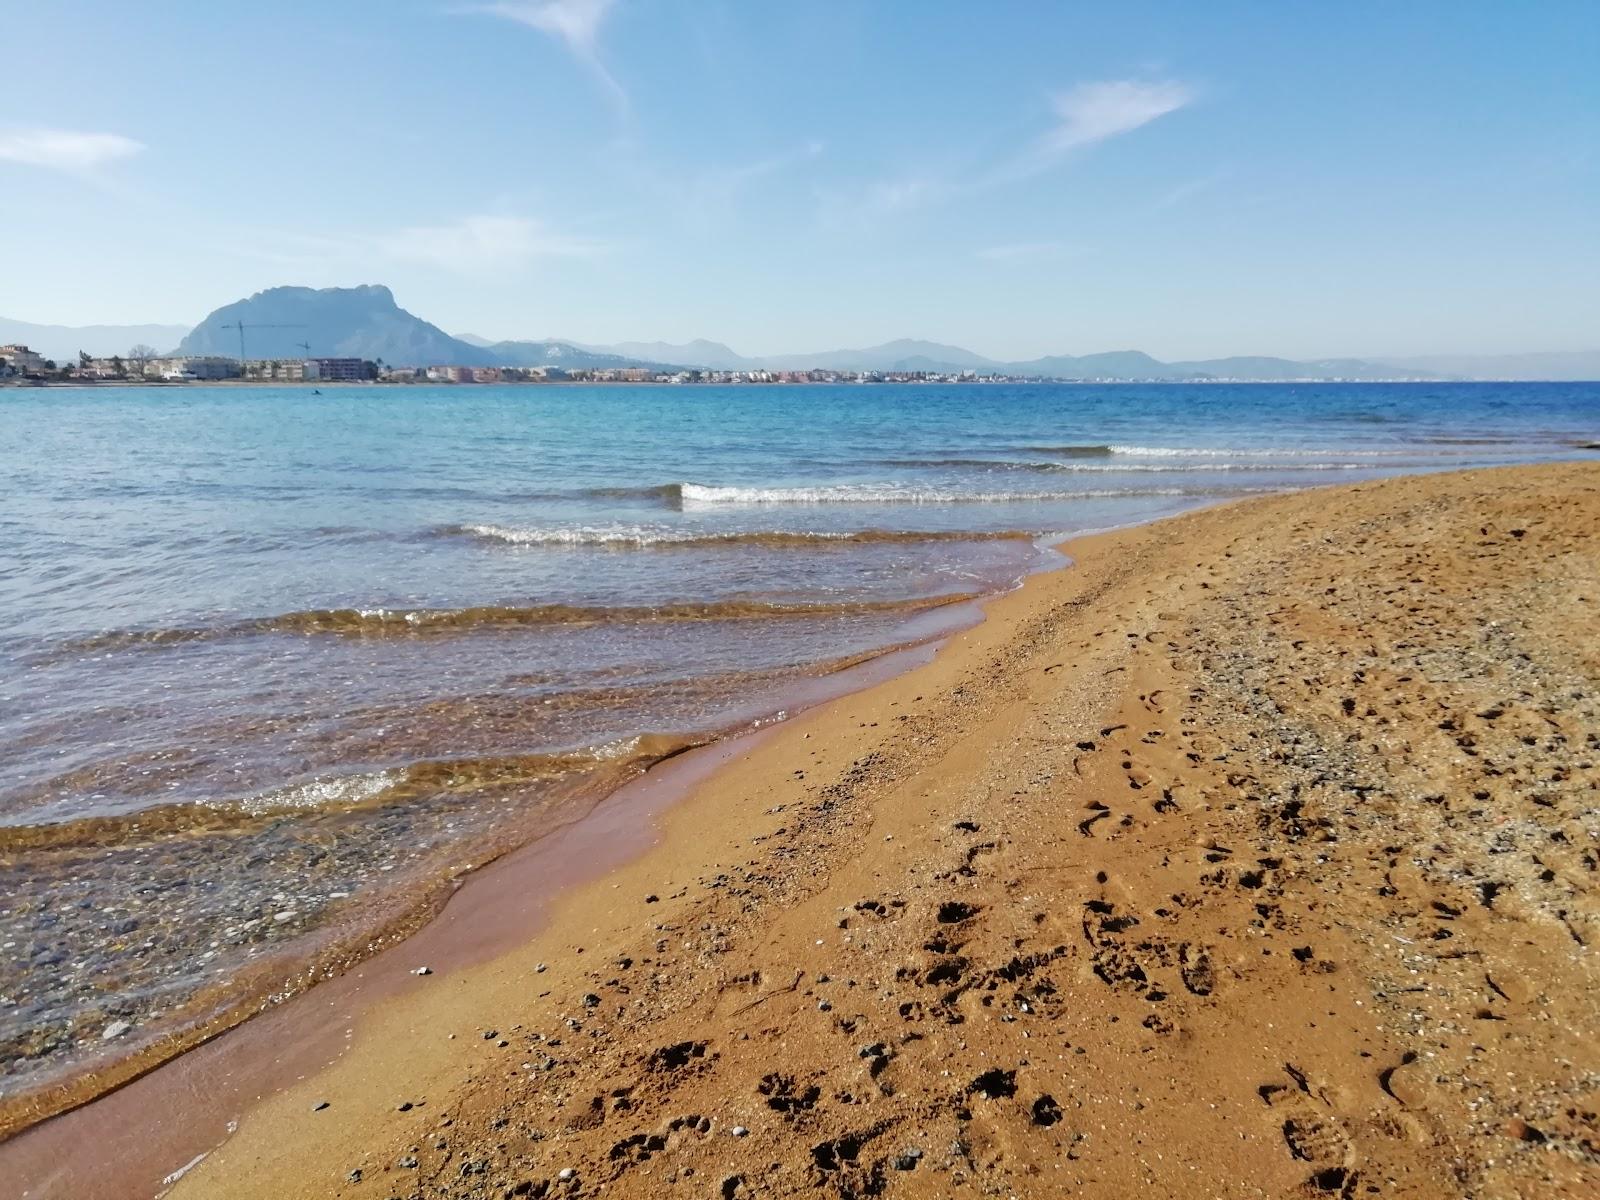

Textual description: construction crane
[295,341,312,357]
[220,321,307,364]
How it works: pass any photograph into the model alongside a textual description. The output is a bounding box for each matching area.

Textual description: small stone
[731,1125,749,1137]
[102,1020,132,1040]
[313,1100,330,1112]
[398,1101,414,1112]
[1504,1118,1546,1143]
[536,963,547,973]
[817,1000,832,1012]
[346,1169,362,1183]
[412,966,432,976]
[581,993,600,1008]
[399,1155,418,1169]
[558,1167,576,1181]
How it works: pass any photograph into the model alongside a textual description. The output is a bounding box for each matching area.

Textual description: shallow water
[1,379,1594,1105]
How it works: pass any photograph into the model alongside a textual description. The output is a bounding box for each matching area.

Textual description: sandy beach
[9,462,1598,1199]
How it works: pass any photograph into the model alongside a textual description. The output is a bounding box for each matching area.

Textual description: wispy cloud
[996,79,1194,185]
[372,214,610,271]
[1043,79,1194,154]
[816,166,955,231]
[1151,167,1229,211]
[974,240,1069,263]
[231,213,610,276]
[0,128,144,171]
[832,78,1196,225]
[623,140,824,231]
[465,0,627,113]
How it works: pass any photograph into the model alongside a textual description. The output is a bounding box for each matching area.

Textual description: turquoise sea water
[1,380,1595,1100]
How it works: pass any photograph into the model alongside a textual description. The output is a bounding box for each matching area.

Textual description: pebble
[731,1125,749,1137]
[1504,1118,1546,1143]
[101,1020,132,1040]
[411,966,432,976]
[313,1100,330,1112]
[558,1167,576,1180]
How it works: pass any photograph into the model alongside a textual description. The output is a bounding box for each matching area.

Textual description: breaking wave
[447,524,1036,549]
[58,593,981,654]
[1105,444,1410,458]
[0,734,703,850]
[670,483,1278,506]
[873,458,1371,473]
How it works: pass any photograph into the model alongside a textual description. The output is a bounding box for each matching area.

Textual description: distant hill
[1372,351,1600,382]
[570,338,755,371]
[561,337,1439,380]
[179,285,490,366]
[0,316,190,363]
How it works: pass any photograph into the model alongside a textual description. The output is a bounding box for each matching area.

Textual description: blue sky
[2,1,1596,359]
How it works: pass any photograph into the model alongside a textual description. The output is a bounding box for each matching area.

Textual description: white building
[0,344,48,374]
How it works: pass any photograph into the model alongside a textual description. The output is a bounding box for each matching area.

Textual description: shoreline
[0,585,1004,1146]
[7,463,1598,1199]
[1,594,1002,1195]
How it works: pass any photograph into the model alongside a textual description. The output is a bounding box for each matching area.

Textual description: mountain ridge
[0,317,191,364]
[13,286,1598,380]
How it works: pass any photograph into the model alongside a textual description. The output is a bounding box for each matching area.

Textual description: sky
[2,1,1597,361]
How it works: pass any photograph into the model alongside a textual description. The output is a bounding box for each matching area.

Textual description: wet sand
[11,463,1600,1198]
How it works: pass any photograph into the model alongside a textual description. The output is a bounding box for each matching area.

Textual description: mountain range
[0,316,191,364]
[6,285,1597,381]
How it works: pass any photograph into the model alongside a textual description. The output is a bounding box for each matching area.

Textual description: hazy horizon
[3,2,1596,360]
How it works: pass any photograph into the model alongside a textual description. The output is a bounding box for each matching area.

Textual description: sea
[1,380,1595,1106]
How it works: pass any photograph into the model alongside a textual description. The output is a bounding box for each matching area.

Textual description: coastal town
[0,345,1066,386]
[0,345,1444,387]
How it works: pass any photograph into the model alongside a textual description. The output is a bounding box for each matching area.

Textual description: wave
[1017,444,1115,457]
[1106,444,1409,458]
[58,592,981,654]
[0,735,702,851]
[447,524,1036,549]
[672,482,1280,506]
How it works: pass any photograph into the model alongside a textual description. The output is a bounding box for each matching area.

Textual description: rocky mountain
[0,317,190,363]
[179,285,488,366]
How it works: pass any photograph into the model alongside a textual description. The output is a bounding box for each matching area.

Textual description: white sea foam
[462,523,705,547]
[674,483,1260,506]
[231,770,402,816]
[1048,461,1369,473]
[1107,444,1407,458]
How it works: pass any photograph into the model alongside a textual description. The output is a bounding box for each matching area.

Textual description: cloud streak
[373,214,611,271]
[467,0,627,113]
[834,78,1196,224]
[229,212,610,277]
[0,128,144,171]
[1042,79,1194,154]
